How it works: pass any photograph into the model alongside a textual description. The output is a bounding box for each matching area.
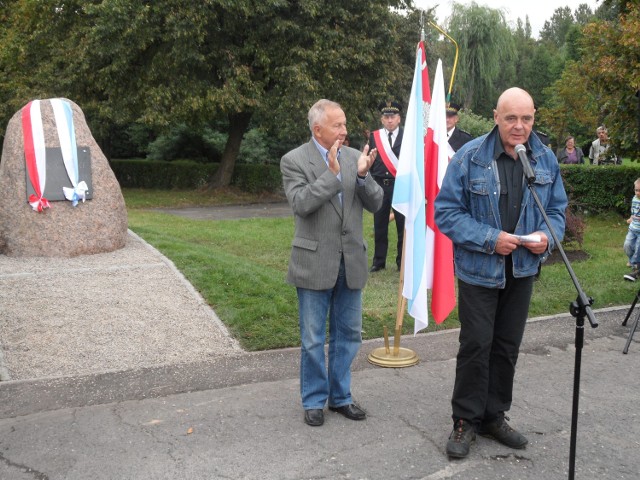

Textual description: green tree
[0,0,415,188]
[540,2,640,158]
[581,3,640,158]
[446,2,516,117]
[539,7,574,47]
[0,1,91,134]
[574,3,596,25]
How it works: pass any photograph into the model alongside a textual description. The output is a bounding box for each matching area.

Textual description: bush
[110,159,282,193]
[560,164,640,216]
[109,160,640,212]
[564,207,586,248]
[458,109,494,138]
[147,124,222,163]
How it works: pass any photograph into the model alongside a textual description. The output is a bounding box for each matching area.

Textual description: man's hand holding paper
[510,231,548,255]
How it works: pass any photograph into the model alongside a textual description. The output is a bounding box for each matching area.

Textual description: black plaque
[25,147,93,202]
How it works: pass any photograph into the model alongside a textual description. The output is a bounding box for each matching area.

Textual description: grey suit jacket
[281,140,383,290]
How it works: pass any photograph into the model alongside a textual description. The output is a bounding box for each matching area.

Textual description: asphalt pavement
[1,203,640,479]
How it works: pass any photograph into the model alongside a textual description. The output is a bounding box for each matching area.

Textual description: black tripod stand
[621,288,640,354]
[521,162,598,480]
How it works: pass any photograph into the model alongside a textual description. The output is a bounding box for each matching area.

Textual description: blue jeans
[624,230,640,267]
[297,260,362,410]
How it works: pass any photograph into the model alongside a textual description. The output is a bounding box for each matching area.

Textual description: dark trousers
[451,259,534,427]
[372,179,405,269]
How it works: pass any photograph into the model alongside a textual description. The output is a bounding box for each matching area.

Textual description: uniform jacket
[448,127,473,152]
[434,127,567,288]
[281,140,383,290]
[369,128,403,179]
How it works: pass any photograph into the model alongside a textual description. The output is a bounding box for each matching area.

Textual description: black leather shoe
[446,419,476,458]
[304,409,324,426]
[329,403,366,421]
[478,416,528,449]
[369,265,385,272]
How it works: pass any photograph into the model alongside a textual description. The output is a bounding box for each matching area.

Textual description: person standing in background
[589,126,620,165]
[368,101,405,272]
[623,178,640,282]
[556,135,585,164]
[446,102,473,153]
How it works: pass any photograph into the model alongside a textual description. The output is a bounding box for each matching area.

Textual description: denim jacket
[434,126,567,288]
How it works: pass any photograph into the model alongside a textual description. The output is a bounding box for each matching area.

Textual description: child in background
[623,178,640,281]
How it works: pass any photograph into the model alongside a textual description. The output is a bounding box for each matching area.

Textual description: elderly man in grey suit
[281,99,383,427]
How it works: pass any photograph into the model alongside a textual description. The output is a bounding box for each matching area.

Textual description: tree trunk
[464,87,474,112]
[207,111,252,189]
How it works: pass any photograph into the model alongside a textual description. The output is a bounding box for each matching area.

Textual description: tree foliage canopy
[0,0,417,186]
[540,2,639,158]
[0,0,638,187]
[446,2,516,115]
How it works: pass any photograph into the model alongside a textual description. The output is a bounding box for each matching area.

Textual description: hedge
[110,159,640,215]
[560,164,640,216]
[110,159,283,193]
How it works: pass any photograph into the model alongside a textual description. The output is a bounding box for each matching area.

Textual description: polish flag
[392,43,455,333]
[425,59,456,325]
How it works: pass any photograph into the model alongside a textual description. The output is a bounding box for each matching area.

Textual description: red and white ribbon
[21,100,50,212]
[372,128,398,177]
[21,99,87,211]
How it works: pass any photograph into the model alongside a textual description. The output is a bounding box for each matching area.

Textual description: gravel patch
[0,230,242,381]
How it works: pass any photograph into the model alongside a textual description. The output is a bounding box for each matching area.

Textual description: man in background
[589,125,620,165]
[446,102,473,153]
[368,101,405,272]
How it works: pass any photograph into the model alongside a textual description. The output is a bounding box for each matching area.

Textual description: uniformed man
[368,101,405,272]
[446,103,473,152]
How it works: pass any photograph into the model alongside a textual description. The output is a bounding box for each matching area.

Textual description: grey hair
[597,125,607,133]
[308,99,342,133]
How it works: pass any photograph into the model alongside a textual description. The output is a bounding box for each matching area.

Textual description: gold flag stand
[368,229,419,368]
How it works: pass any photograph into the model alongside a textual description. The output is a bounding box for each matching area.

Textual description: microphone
[515,144,535,182]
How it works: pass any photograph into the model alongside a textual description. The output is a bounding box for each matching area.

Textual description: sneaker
[478,416,528,449]
[446,419,476,458]
[624,269,639,282]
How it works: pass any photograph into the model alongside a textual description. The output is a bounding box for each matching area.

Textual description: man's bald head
[493,87,536,156]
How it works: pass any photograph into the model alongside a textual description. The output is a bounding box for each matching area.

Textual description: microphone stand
[523,173,598,480]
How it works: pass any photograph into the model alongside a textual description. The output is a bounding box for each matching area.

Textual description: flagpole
[368,228,419,367]
[369,37,431,369]
[393,230,408,356]
[429,21,458,104]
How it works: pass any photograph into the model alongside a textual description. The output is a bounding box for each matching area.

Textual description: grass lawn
[124,188,637,351]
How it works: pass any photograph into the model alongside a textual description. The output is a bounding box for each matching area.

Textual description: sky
[415,0,601,39]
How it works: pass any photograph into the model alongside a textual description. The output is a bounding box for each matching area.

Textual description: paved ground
[1,203,640,479]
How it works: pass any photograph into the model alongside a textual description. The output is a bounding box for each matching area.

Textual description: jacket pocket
[292,237,318,251]
[533,170,553,186]
[469,179,494,223]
